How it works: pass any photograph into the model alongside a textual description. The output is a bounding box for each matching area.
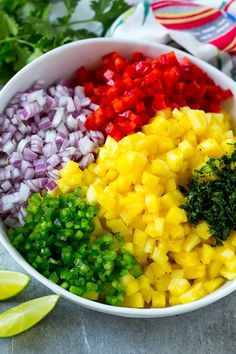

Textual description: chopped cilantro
[180,144,236,245]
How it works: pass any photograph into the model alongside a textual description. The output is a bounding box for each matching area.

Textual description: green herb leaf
[180,144,236,245]
[91,0,129,34]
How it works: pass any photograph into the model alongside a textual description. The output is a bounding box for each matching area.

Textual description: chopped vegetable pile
[180,144,236,245]
[9,188,142,306]
[1,50,236,309]
[77,51,232,141]
[0,80,104,225]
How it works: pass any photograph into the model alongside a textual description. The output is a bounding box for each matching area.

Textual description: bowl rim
[1,37,236,318]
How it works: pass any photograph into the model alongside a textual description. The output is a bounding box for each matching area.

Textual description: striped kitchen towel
[107,0,236,80]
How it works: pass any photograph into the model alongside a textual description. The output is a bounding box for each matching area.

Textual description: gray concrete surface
[1,242,236,354]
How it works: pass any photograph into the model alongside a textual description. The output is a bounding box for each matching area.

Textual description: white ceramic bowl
[1,38,236,318]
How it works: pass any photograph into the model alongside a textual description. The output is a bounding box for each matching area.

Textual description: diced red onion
[23,148,38,161]
[46,180,57,191]
[38,117,52,131]
[52,108,64,128]
[78,136,96,155]
[1,79,104,226]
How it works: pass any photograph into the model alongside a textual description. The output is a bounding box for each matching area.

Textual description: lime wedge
[0,295,60,338]
[0,270,30,300]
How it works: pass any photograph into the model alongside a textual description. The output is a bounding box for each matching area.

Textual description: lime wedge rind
[0,270,30,301]
[0,295,60,338]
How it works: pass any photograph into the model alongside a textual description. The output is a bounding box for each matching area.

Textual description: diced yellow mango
[125,279,140,296]
[174,251,200,267]
[151,247,168,264]
[208,261,222,279]
[200,244,215,264]
[168,278,191,296]
[179,283,206,304]
[165,206,187,225]
[152,291,166,307]
[127,292,144,308]
[198,139,222,157]
[145,194,160,213]
[195,222,211,240]
[142,171,160,188]
[184,265,206,279]
[183,233,201,252]
[144,238,156,254]
[203,278,224,293]
[145,218,165,238]
[151,159,170,176]
[166,149,184,172]
[185,108,207,135]
[178,140,194,158]
[133,229,147,247]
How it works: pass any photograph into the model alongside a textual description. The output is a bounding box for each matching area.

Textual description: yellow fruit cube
[151,247,168,264]
[183,233,201,252]
[154,277,170,291]
[152,291,166,307]
[142,116,171,136]
[208,261,222,279]
[200,244,215,264]
[127,292,144,308]
[125,279,140,296]
[168,278,191,296]
[151,159,170,176]
[215,248,234,262]
[185,109,207,135]
[60,161,79,177]
[120,274,135,286]
[179,283,206,304]
[145,218,165,238]
[165,206,187,225]
[203,278,224,293]
[195,222,211,240]
[145,194,160,213]
[178,140,194,158]
[139,275,150,290]
[219,267,236,280]
[133,229,147,247]
[184,265,206,279]
[116,151,147,177]
[174,251,200,267]
[166,149,184,172]
[198,139,222,157]
[165,178,177,193]
[142,172,160,188]
[144,238,156,254]
[140,288,152,304]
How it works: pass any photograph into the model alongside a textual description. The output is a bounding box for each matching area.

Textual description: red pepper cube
[114,57,128,72]
[131,51,146,62]
[111,97,126,113]
[156,51,179,67]
[104,107,115,119]
[135,101,146,113]
[121,77,133,90]
[83,82,94,96]
[85,113,97,130]
[76,66,90,83]
[123,65,137,79]
[116,117,136,135]
[135,60,151,76]
[104,122,123,141]
[153,94,167,110]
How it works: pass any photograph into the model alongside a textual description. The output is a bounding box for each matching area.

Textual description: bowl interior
[1,38,236,318]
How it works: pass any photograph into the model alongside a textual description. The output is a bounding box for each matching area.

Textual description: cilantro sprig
[180,144,236,245]
[0,0,129,84]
